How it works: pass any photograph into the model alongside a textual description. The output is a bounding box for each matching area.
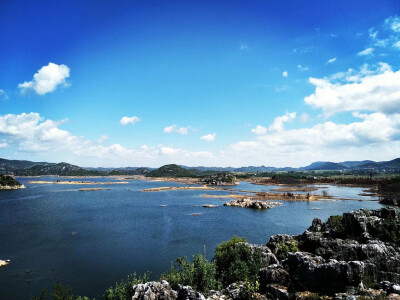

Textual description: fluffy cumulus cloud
[0,112,214,167]
[18,63,70,95]
[251,125,267,135]
[201,133,216,142]
[304,64,400,116]
[120,116,140,125]
[163,125,190,135]
[228,112,400,167]
[282,71,288,78]
[251,112,296,135]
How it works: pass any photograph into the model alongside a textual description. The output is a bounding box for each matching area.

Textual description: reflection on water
[0,178,385,299]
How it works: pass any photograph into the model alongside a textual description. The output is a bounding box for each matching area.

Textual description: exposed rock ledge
[130,207,400,299]
[224,198,282,209]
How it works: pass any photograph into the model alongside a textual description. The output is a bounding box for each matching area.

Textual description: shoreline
[28,180,129,185]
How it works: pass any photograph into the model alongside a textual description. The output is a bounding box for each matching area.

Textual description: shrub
[327,215,346,238]
[213,236,262,287]
[238,280,260,300]
[31,282,91,300]
[276,241,299,260]
[103,272,149,300]
[162,253,221,293]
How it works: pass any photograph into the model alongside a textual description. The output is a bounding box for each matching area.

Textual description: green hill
[146,164,199,177]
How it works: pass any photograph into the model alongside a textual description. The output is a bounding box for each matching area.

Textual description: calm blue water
[0,178,385,299]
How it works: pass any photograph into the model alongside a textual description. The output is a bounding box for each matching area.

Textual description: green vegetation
[368,214,400,245]
[0,174,22,187]
[327,215,346,238]
[213,236,262,286]
[276,241,299,260]
[146,164,202,178]
[162,253,221,292]
[103,272,149,300]
[31,282,92,300]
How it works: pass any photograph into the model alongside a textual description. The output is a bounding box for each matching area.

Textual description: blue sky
[1,0,400,167]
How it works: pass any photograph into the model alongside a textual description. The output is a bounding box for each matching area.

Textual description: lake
[0,177,385,299]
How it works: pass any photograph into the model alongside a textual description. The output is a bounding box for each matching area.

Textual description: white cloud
[18,63,70,95]
[251,125,267,135]
[300,113,309,123]
[385,15,400,32]
[201,133,216,142]
[305,64,400,116]
[120,116,141,125]
[229,112,400,167]
[251,112,296,136]
[282,71,288,78]
[97,135,109,143]
[0,112,214,167]
[269,112,296,131]
[327,57,336,64]
[0,89,8,100]
[0,142,8,148]
[394,41,400,49]
[297,65,309,71]
[163,125,190,135]
[358,47,374,56]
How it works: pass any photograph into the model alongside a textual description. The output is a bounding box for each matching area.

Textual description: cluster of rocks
[223,198,281,209]
[130,208,400,299]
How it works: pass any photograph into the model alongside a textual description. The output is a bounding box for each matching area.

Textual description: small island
[0,175,25,190]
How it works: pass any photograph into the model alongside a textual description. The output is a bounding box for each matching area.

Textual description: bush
[276,241,299,260]
[213,236,262,287]
[238,280,260,300]
[327,215,346,238]
[162,253,221,293]
[368,216,400,245]
[103,272,149,300]
[31,282,91,300]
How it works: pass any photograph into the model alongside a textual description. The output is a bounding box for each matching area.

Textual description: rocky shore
[128,207,400,299]
[224,198,282,209]
[0,184,26,190]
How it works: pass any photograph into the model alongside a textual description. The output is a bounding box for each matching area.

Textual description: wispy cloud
[358,47,374,56]
[282,71,288,78]
[297,65,309,71]
[164,125,191,135]
[327,57,336,64]
[0,89,8,100]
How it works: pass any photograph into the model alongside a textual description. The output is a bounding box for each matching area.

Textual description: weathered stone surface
[243,243,279,267]
[132,280,178,299]
[177,285,205,300]
[259,264,290,292]
[224,198,280,209]
[266,234,298,255]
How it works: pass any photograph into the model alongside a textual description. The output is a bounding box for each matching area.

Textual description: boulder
[132,280,178,300]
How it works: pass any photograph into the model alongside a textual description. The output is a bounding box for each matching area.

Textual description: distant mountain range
[1,157,400,176]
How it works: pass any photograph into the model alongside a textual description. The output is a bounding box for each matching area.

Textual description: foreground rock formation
[131,207,400,299]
